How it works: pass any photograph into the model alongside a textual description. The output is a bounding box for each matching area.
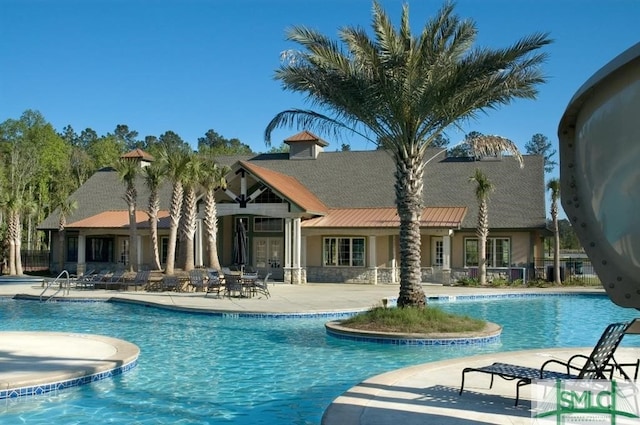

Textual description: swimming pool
[0,294,637,424]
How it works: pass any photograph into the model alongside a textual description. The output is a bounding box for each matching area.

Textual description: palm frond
[467,135,524,167]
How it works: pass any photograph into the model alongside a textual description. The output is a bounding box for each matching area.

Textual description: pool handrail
[40,270,71,302]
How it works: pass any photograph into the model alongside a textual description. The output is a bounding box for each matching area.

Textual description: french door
[254,237,283,280]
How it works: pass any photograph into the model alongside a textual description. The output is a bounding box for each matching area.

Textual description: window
[86,237,114,262]
[253,217,283,232]
[432,238,443,266]
[119,239,129,265]
[464,238,510,268]
[66,236,78,262]
[323,237,365,267]
[160,237,179,265]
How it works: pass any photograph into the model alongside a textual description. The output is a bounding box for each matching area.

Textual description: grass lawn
[340,306,486,334]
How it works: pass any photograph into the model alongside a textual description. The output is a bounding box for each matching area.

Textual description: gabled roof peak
[121,148,154,162]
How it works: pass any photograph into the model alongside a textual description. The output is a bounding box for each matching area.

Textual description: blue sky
[1,0,638,166]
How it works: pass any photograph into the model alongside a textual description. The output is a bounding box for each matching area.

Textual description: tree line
[0,109,253,272]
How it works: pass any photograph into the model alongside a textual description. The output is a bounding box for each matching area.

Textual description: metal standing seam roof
[301,207,467,228]
[237,160,329,215]
[67,211,170,229]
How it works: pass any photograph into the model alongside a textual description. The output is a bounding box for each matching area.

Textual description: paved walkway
[0,281,636,423]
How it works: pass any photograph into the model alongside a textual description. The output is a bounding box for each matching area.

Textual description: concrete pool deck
[0,282,637,423]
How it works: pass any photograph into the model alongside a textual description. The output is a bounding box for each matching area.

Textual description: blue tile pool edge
[4,291,609,320]
[325,320,503,346]
[0,358,138,400]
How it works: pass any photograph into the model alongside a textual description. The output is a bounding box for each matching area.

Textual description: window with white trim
[464,237,511,268]
[323,237,365,267]
[253,217,283,232]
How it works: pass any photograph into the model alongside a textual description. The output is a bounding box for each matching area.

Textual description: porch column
[136,235,142,271]
[292,218,302,284]
[284,218,292,284]
[195,219,203,267]
[390,235,397,284]
[77,233,86,275]
[442,231,452,285]
[368,235,377,284]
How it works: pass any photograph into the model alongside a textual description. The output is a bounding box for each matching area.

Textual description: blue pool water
[0,294,638,424]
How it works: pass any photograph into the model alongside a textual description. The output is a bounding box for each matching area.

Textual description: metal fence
[533,257,600,285]
[19,250,50,273]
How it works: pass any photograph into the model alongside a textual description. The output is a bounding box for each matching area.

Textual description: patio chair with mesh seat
[188,269,207,292]
[459,320,634,405]
[205,269,223,298]
[253,273,271,299]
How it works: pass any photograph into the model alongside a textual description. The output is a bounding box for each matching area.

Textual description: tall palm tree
[160,147,190,275]
[200,156,230,271]
[265,1,548,307]
[57,198,78,273]
[470,169,493,286]
[6,198,19,275]
[143,162,165,271]
[179,153,202,272]
[547,178,561,285]
[115,158,139,272]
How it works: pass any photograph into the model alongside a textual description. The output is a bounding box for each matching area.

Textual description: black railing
[533,257,599,285]
[20,250,50,273]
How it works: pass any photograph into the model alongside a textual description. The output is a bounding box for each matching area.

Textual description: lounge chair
[106,270,126,290]
[129,270,150,291]
[205,269,223,298]
[74,269,97,289]
[189,269,207,292]
[161,275,179,292]
[459,321,633,405]
[88,269,111,289]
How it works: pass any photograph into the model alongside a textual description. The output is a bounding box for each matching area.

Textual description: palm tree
[179,153,202,272]
[265,2,549,307]
[143,162,165,271]
[160,147,190,275]
[547,178,561,285]
[57,198,78,273]
[200,156,230,271]
[470,169,493,286]
[6,198,19,275]
[115,158,139,272]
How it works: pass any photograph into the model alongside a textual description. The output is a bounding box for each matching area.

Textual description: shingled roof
[215,148,547,230]
[39,145,547,232]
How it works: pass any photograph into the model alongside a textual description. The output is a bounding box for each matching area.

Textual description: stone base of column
[369,267,378,285]
[284,267,306,285]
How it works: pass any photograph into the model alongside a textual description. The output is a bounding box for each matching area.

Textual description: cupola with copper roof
[121,148,154,167]
[284,130,329,160]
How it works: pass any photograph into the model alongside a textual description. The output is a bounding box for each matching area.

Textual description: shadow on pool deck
[321,347,640,425]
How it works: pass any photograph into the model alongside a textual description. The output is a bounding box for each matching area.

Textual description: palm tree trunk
[125,188,138,273]
[14,212,23,275]
[395,154,426,308]
[148,192,161,271]
[204,190,222,271]
[8,211,16,275]
[552,203,561,285]
[165,182,183,275]
[477,200,489,286]
[58,227,65,273]
[180,186,197,272]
